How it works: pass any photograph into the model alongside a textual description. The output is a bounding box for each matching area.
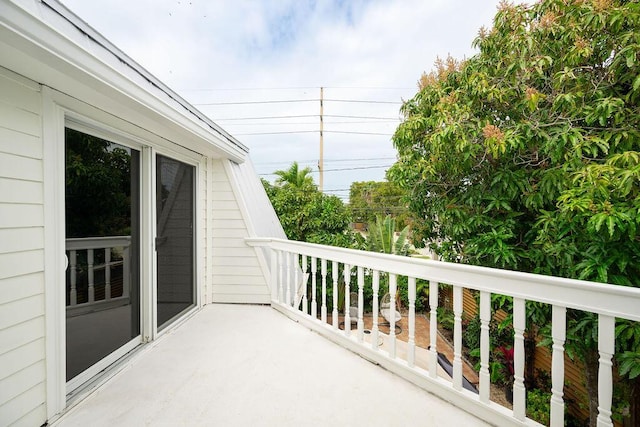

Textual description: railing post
[453,285,463,391]
[87,249,95,303]
[321,259,327,323]
[270,248,278,302]
[597,315,615,427]
[407,277,416,368]
[278,250,284,303]
[311,257,317,319]
[513,297,526,421]
[550,305,566,426]
[123,245,130,298]
[344,264,351,336]
[70,250,77,306]
[332,261,338,330]
[357,266,364,343]
[428,280,439,379]
[104,248,111,300]
[372,270,380,351]
[286,252,292,306]
[301,255,308,314]
[389,273,397,359]
[479,291,491,403]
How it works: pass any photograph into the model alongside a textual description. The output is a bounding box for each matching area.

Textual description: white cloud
[61,0,507,199]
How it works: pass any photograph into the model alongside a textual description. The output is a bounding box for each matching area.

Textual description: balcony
[54,238,640,427]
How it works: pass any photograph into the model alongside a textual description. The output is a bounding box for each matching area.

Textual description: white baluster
[88,249,95,303]
[293,253,299,309]
[597,315,615,427]
[453,285,463,390]
[389,273,397,359]
[70,250,77,306]
[301,255,308,314]
[286,252,292,306]
[277,250,284,304]
[372,270,380,351]
[311,257,318,319]
[332,261,338,329]
[270,248,278,302]
[479,291,491,403]
[429,280,439,379]
[321,259,327,323]
[344,264,351,336]
[105,248,111,300]
[122,245,130,298]
[513,298,526,421]
[550,305,566,426]
[357,266,364,343]
[407,277,416,368]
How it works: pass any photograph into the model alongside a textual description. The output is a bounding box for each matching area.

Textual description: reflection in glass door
[156,155,195,329]
[65,128,140,382]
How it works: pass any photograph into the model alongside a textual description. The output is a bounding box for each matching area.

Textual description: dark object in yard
[434,351,478,394]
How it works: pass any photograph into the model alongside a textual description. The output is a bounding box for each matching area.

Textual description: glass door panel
[156,155,195,329]
[65,128,141,382]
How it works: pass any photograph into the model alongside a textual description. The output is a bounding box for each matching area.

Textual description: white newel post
[332,261,338,329]
[87,249,95,303]
[479,291,491,403]
[550,305,566,427]
[389,273,397,359]
[344,264,351,336]
[597,314,615,427]
[452,285,463,391]
[357,266,364,342]
[407,277,416,368]
[270,248,278,302]
[321,258,327,323]
[278,250,284,303]
[513,298,526,421]
[311,257,317,319]
[428,280,439,379]
[372,270,380,351]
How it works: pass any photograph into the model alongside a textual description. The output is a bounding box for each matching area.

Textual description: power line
[237,130,392,136]
[213,114,399,121]
[255,156,396,166]
[179,85,415,92]
[225,120,400,126]
[195,99,317,106]
[324,98,402,105]
[259,164,392,175]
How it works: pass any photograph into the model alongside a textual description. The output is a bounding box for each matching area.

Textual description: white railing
[246,237,640,427]
[66,236,131,310]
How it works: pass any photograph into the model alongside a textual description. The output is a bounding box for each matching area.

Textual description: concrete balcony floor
[54,304,489,427]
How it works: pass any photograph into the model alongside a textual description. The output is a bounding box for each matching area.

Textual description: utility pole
[319,86,324,192]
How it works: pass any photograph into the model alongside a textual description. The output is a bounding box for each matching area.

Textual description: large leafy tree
[388,1,640,425]
[348,180,411,229]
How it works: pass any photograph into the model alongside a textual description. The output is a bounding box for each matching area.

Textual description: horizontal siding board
[0,228,43,255]
[0,153,42,182]
[10,403,46,427]
[0,361,45,405]
[212,229,249,239]
[211,238,247,249]
[211,293,270,304]
[213,200,239,211]
[212,256,262,267]
[0,205,43,229]
[0,294,44,331]
[212,285,270,295]
[0,127,41,159]
[0,73,41,114]
[212,247,256,258]
[212,266,263,277]
[0,317,44,358]
[0,178,43,204]
[211,209,243,220]
[212,275,266,286]
[212,219,246,230]
[0,102,40,138]
[211,172,228,181]
[0,382,45,427]
[212,191,235,201]
[0,250,44,280]
[0,273,43,305]
[0,339,44,382]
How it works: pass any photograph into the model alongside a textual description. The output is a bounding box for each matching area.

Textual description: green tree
[348,180,411,229]
[367,215,411,256]
[388,1,640,425]
[274,161,314,188]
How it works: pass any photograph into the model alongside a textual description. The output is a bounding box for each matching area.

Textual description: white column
[104,248,111,300]
[479,291,491,403]
[513,298,526,421]
[428,280,439,379]
[550,305,566,426]
[270,248,278,302]
[452,285,463,391]
[332,261,338,329]
[389,273,397,359]
[321,259,327,323]
[371,270,380,351]
[87,249,95,303]
[311,257,318,319]
[597,314,615,427]
[343,264,351,336]
[407,276,416,368]
[357,266,364,342]
[301,255,308,314]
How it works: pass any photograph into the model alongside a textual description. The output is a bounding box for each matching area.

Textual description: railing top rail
[246,237,640,322]
[66,236,132,250]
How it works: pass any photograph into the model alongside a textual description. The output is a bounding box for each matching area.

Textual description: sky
[61,0,509,202]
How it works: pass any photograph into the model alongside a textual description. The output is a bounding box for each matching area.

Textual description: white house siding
[210,159,270,304]
[0,67,47,426]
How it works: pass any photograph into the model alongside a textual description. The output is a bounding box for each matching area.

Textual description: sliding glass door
[155,154,195,329]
